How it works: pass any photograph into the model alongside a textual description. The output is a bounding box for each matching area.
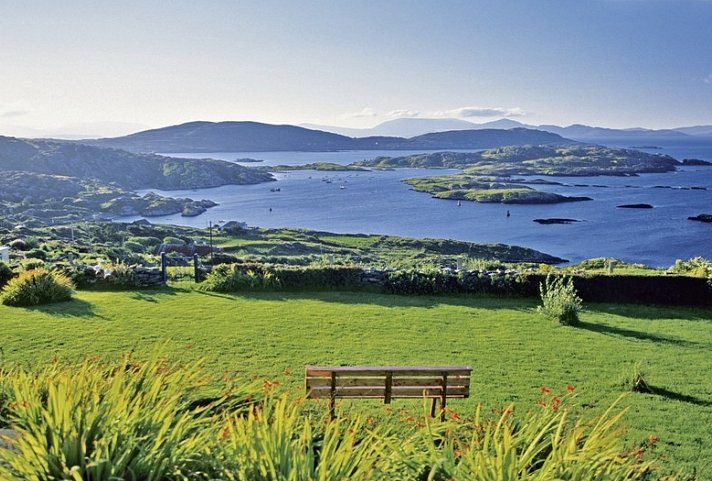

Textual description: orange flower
[566,384,576,393]
[283,368,292,376]
[648,435,659,444]
[540,385,551,395]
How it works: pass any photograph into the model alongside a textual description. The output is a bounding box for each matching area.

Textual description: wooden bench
[305,365,472,420]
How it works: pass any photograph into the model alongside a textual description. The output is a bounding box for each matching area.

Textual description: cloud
[386,109,420,118]
[341,107,379,119]
[0,108,30,118]
[704,74,712,84]
[433,106,526,118]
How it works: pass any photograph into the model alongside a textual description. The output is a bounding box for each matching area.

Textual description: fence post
[193,254,200,282]
[161,252,167,283]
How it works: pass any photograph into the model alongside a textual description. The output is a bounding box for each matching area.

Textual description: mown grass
[1,289,710,478]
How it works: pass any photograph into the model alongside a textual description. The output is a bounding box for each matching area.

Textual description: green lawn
[1,289,711,478]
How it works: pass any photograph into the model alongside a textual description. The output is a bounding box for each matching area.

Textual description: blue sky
[1,0,710,137]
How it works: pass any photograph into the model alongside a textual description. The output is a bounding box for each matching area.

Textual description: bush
[538,274,582,325]
[0,268,74,306]
[384,270,461,295]
[23,248,47,260]
[272,265,363,290]
[620,362,653,393]
[122,240,145,253]
[199,264,279,292]
[19,258,45,271]
[163,236,185,245]
[0,262,14,288]
[103,262,141,289]
[668,257,712,278]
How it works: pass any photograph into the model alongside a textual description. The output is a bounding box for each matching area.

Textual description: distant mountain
[83,121,573,153]
[0,135,272,190]
[538,124,691,141]
[302,118,534,138]
[306,118,712,142]
[673,125,712,137]
[303,118,482,138]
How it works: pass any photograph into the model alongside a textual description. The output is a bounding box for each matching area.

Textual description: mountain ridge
[80,121,574,153]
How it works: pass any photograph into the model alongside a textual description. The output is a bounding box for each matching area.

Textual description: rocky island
[404,175,592,204]
[355,145,681,206]
[688,214,712,223]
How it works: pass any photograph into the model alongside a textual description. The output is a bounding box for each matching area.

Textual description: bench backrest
[305,365,471,402]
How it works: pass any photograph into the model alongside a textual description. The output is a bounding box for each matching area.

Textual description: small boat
[457,200,461,207]
[340,185,346,190]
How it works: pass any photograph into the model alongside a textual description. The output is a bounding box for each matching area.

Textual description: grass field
[1,288,710,478]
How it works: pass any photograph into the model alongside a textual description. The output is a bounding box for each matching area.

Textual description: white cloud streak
[432,106,527,118]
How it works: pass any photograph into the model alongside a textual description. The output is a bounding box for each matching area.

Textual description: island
[354,145,680,176]
[617,204,654,209]
[688,214,712,223]
[404,175,592,204]
[533,218,581,224]
[353,145,681,205]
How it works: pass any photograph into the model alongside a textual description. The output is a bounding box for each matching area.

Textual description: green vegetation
[0,351,652,480]
[0,353,259,481]
[0,268,74,306]
[199,264,280,291]
[0,221,563,270]
[405,174,591,204]
[0,136,273,190]
[357,145,680,176]
[538,274,583,325]
[356,145,681,205]
[0,289,710,477]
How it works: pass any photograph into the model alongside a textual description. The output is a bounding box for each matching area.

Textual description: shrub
[128,235,162,249]
[620,362,652,393]
[0,268,74,307]
[19,258,44,271]
[23,248,47,260]
[668,257,712,278]
[103,262,141,289]
[384,269,461,295]
[538,274,582,325]
[272,264,363,290]
[163,236,185,245]
[122,240,145,253]
[0,262,14,288]
[199,264,279,292]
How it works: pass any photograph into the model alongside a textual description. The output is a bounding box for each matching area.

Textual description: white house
[0,246,9,263]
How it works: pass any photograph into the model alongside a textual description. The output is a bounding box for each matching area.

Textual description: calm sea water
[118,141,712,267]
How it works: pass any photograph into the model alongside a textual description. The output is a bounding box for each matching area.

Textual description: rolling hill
[81,121,574,153]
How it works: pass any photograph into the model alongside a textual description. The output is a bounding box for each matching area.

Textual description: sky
[1,0,711,138]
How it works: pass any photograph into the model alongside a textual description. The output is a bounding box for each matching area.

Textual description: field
[1,288,711,478]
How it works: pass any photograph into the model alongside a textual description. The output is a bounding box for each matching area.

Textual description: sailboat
[457,200,461,207]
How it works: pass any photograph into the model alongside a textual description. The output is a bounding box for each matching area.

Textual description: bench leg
[430,398,437,418]
[329,372,336,422]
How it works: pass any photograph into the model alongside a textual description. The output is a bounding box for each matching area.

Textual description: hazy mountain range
[83,121,572,153]
[303,118,712,140]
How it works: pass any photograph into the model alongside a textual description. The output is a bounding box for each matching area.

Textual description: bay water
[118,141,712,267]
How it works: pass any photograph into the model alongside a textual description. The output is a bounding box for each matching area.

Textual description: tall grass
[0,355,662,481]
[0,352,259,481]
